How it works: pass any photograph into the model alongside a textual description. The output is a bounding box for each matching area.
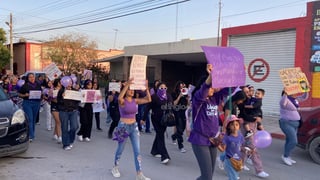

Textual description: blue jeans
[114,122,141,172]
[279,119,299,157]
[59,111,79,148]
[224,158,239,180]
[22,100,40,140]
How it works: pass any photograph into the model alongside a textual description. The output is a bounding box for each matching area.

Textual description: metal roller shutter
[229,30,296,116]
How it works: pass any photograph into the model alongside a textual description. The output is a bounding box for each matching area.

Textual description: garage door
[229,30,296,116]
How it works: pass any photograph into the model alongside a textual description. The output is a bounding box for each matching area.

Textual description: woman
[171,80,189,153]
[77,79,93,142]
[57,77,80,150]
[92,82,104,131]
[145,81,173,164]
[107,80,121,139]
[188,64,229,180]
[50,78,62,143]
[111,79,151,180]
[42,80,53,131]
[279,88,308,166]
[18,73,42,142]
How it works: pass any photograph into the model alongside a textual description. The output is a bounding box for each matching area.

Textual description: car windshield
[0,87,9,101]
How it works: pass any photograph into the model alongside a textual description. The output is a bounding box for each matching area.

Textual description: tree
[45,33,98,74]
[0,28,10,71]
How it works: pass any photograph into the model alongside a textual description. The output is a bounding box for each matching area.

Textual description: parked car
[297,106,320,165]
[0,86,29,157]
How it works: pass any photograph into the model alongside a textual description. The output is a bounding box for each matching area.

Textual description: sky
[0,0,311,50]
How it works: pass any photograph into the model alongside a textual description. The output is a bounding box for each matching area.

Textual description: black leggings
[94,112,101,129]
[192,144,217,180]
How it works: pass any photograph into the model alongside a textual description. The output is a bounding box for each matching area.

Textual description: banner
[43,63,62,80]
[279,67,310,95]
[129,55,148,90]
[201,46,245,88]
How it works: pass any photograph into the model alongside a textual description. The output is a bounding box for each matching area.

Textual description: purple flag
[201,46,245,88]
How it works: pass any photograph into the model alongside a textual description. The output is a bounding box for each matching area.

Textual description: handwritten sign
[81,90,102,103]
[109,82,121,92]
[43,63,62,80]
[129,55,147,90]
[83,69,92,80]
[279,67,310,95]
[64,90,82,101]
[29,90,42,99]
[201,46,245,88]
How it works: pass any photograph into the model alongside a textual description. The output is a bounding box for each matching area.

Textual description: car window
[0,87,9,101]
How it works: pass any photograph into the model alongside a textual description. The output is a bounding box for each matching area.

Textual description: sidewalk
[262,115,285,140]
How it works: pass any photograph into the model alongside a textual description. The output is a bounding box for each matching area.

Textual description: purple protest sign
[201,46,245,88]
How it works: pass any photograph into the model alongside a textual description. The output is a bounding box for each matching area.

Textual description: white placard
[29,90,42,99]
[81,90,102,103]
[64,90,83,101]
[52,90,59,98]
[109,82,121,92]
[129,55,147,90]
[43,63,62,80]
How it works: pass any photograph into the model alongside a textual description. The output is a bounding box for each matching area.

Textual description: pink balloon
[253,130,272,148]
[60,76,72,88]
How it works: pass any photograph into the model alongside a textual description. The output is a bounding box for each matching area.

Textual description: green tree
[45,33,98,74]
[0,28,10,71]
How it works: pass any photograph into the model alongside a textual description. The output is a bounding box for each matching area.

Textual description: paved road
[0,111,318,180]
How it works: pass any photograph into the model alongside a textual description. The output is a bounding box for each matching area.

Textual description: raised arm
[118,79,132,106]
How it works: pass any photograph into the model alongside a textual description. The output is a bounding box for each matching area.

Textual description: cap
[225,115,243,126]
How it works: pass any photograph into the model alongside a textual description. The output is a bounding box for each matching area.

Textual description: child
[219,115,245,180]
[243,88,265,138]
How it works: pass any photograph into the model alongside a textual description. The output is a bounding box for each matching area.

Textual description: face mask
[157,89,167,100]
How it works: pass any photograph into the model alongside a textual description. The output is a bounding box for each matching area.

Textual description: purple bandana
[157,89,167,100]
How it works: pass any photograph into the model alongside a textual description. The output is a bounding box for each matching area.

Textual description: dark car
[0,86,29,157]
[297,106,320,165]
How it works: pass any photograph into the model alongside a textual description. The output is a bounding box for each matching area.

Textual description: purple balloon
[17,79,25,87]
[42,88,49,95]
[70,74,77,84]
[253,130,272,148]
[60,76,72,88]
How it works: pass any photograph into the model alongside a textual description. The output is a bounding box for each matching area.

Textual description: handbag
[161,110,176,127]
[230,157,243,172]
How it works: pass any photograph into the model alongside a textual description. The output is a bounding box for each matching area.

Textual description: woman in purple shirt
[188,64,228,180]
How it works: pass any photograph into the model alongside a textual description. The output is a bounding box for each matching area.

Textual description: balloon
[253,130,272,148]
[70,74,77,84]
[60,76,72,88]
[42,88,49,95]
[17,79,25,87]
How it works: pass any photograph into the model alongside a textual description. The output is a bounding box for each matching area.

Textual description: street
[0,111,319,180]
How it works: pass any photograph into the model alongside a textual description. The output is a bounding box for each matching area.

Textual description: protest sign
[64,90,83,101]
[279,67,310,95]
[43,63,62,80]
[81,90,102,103]
[201,46,245,88]
[29,90,42,99]
[129,55,147,90]
[108,82,121,92]
[83,69,93,80]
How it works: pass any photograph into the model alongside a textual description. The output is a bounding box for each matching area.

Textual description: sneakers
[153,154,161,158]
[217,158,224,170]
[78,135,83,142]
[281,155,292,166]
[172,140,177,145]
[243,165,250,171]
[53,134,58,141]
[57,137,62,143]
[246,158,253,165]
[180,148,187,153]
[288,156,296,164]
[63,146,72,151]
[84,137,91,142]
[136,173,151,180]
[244,130,254,138]
[161,158,170,164]
[256,171,269,178]
[111,166,121,178]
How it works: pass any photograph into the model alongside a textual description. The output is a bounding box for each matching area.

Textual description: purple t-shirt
[119,99,137,119]
[223,132,244,160]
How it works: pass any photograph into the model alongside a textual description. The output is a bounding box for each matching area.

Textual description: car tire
[308,136,320,165]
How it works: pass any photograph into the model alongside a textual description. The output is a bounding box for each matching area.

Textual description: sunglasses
[159,87,167,90]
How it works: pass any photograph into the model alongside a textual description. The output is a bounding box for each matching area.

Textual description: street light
[5,13,13,73]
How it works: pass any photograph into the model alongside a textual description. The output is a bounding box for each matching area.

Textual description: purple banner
[201,46,246,88]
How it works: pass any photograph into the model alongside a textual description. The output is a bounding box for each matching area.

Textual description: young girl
[220,115,245,180]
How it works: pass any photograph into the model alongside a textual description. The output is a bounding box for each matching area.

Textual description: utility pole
[217,0,222,46]
[113,29,118,49]
[5,13,13,72]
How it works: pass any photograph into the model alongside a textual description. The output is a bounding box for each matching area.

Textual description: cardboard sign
[43,63,62,80]
[201,46,246,88]
[279,67,310,95]
[108,82,121,92]
[83,69,92,80]
[129,55,147,90]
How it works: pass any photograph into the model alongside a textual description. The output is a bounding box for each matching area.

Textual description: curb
[271,132,285,140]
